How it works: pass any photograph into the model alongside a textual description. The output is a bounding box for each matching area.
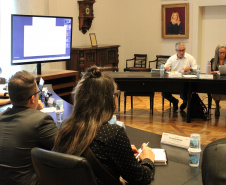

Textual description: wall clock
[78,0,95,34]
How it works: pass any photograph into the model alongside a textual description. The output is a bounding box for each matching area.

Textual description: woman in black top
[167,11,183,35]
[210,44,226,116]
[53,66,155,185]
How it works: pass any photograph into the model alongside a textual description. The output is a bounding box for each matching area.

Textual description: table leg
[187,83,192,123]
[207,93,212,114]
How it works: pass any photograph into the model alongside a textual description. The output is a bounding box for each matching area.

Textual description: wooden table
[105,72,226,123]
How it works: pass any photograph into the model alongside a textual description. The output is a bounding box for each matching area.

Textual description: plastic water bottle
[188,133,201,167]
[197,65,201,78]
[206,61,211,74]
[160,64,165,77]
[109,115,117,124]
[56,100,64,123]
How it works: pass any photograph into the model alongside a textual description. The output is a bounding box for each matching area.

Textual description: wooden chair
[123,54,154,114]
[149,55,171,110]
[124,54,150,72]
[124,91,154,115]
[149,55,171,69]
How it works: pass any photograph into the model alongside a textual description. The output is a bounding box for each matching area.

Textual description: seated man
[163,42,197,111]
[0,70,58,185]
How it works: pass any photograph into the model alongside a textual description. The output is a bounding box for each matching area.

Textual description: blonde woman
[167,11,183,35]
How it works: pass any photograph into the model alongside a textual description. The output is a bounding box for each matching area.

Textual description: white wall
[2,0,226,76]
[201,6,226,69]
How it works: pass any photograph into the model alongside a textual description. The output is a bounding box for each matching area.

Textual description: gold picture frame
[89,33,97,47]
[161,3,189,39]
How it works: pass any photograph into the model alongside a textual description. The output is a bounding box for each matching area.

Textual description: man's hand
[183,66,192,72]
[165,65,171,71]
[36,100,44,110]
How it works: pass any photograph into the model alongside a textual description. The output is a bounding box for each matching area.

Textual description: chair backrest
[202,138,226,185]
[31,147,97,185]
[134,54,147,68]
[149,55,171,69]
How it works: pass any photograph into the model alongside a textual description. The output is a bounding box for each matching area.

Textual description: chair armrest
[126,58,135,68]
[148,60,157,68]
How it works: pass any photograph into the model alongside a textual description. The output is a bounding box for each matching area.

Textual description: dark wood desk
[105,72,226,123]
[126,126,204,185]
[46,85,204,184]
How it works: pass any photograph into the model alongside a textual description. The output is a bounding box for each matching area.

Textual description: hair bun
[87,66,101,78]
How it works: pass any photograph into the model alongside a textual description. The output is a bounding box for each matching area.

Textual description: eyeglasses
[28,90,41,100]
[176,49,185,52]
[219,52,225,55]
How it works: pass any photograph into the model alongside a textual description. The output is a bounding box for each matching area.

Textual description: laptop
[219,65,226,75]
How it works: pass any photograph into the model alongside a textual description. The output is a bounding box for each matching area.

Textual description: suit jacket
[0,106,58,185]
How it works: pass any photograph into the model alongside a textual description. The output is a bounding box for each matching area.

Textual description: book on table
[152,148,167,165]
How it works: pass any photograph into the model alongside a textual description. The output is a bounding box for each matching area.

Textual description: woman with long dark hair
[53,66,155,185]
[210,44,226,116]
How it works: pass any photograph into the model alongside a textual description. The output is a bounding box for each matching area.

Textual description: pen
[136,142,149,159]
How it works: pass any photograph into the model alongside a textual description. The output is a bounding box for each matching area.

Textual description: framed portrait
[89,33,97,46]
[161,3,189,39]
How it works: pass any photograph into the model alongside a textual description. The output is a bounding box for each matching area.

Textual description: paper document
[152,148,167,165]
[199,74,213,79]
[183,75,197,78]
[41,107,56,113]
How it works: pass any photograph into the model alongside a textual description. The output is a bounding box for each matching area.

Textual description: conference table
[0,84,204,185]
[105,72,226,123]
[45,85,204,185]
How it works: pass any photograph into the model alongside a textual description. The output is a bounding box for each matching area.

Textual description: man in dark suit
[0,70,58,185]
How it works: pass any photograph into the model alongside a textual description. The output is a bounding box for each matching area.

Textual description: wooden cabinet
[66,45,120,75]
[36,69,79,103]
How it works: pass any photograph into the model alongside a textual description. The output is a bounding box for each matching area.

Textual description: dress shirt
[164,53,197,72]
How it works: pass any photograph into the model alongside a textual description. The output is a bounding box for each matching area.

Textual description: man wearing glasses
[162,42,197,112]
[0,70,58,185]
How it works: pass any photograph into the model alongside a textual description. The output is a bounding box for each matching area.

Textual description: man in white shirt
[163,42,197,112]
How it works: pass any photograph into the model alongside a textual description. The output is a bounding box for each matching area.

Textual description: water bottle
[109,115,117,124]
[188,133,201,167]
[197,65,201,78]
[206,61,211,74]
[160,64,165,77]
[56,100,64,123]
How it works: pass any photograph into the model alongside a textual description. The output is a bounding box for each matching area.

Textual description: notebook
[219,65,226,75]
[152,148,168,165]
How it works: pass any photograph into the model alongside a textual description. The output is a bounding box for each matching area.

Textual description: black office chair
[202,138,226,185]
[31,147,97,185]
[124,54,151,72]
